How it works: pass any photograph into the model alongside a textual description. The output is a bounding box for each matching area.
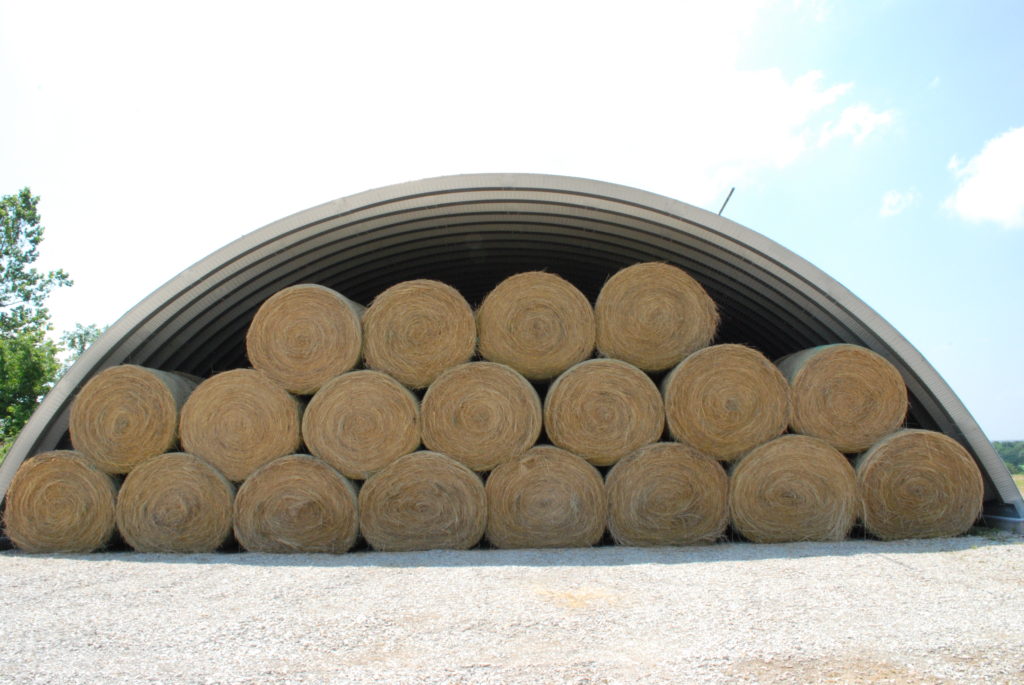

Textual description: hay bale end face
[3,451,118,553]
[857,429,984,540]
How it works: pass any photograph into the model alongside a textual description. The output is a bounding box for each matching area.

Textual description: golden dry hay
[476,271,595,380]
[776,344,908,453]
[3,451,118,553]
[544,358,665,467]
[233,454,359,553]
[857,429,984,540]
[358,451,486,551]
[179,369,303,482]
[485,445,607,549]
[245,283,364,395]
[606,442,728,546]
[595,261,719,372]
[362,279,476,389]
[302,370,420,480]
[421,362,542,472]
[116,452,235,553]
[662,344,790,461]
[68,365,198,474]
[728,434,858,543]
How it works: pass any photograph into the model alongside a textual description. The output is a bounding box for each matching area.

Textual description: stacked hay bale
[3,262,986,554]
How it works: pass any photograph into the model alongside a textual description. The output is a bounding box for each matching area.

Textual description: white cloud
[880,190,918,217]
[819,103,894,146]
[944,126,1024,229]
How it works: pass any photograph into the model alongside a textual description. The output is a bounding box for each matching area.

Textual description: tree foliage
[994,441,1024,474]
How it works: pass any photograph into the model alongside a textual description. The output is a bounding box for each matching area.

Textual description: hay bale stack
[3,451,118,553]
[857,429,983,540]
[302,370,420,480]
[729,435,858,543]
[233,454,359,553]
[476,271,595,380]
[245,283,364,395]
[595,262,719,372]
[116,452,234,553]
[663,344,790,461]
[358,451,485,551]
[485,445,606,549]
[606,442,728,546]
[179,369,302,482]
[776,344,908,453]
[544,359,664,467]
[69,365,197,474]
[421,362,542,471]
[362,279,476,389]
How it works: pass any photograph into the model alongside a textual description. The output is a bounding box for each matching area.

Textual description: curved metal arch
[3,173,1020,528]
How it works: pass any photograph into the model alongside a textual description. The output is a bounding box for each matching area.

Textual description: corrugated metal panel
[2,173,1021,528]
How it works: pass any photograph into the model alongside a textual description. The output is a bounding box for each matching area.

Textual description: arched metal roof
[3,173,1021,529]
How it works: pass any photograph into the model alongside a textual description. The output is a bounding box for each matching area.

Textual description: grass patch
[1014,474,1024,495]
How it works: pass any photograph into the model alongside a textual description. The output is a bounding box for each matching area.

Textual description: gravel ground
[2,533,1023,684]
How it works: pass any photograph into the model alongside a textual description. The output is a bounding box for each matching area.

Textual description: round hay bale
[358,451,486,551]
[302,370,420,480]
[233,454,359,553]
[663,344,790,461]
[116,452,234,553]
[595,261,719,372]
[362,279,476,389]
[421,362,542,472]
[857,429,983,540]
[485,445,606,549]
[544,358,664,467]
[69,365,198,474]
[776,343,908,453]
[729,434,858,543]
[476,271,595,380]
[606,442,728,546]
[245,283,364,395]
[3,450,117,553]
[179,369,302,482]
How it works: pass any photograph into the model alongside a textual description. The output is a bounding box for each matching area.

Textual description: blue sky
[1,1,1021,438]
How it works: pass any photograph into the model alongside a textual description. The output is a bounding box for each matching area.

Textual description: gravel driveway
[1,534,1022,684]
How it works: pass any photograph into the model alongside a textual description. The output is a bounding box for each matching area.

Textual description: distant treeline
[994,441,1024,474]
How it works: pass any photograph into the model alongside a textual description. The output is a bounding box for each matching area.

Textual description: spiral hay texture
[303,370,420,480]
[544,359,664,467]
[421,362,542,471]
[233,454,359,553]
[729,435,858,543]
[776,344,908,453]
[179,369,303,482]
[486,445,607,549]
[245,283,364,395]
[606,442,728,546]
[476,271,595,380]
[4,451,118,553]
[69,365,197,474]
[595,262,719,372]
[362,279,476,389]
[857,429,983,540]
[663,344,790,461]
[116,452,234,553]
[358,451,486,551]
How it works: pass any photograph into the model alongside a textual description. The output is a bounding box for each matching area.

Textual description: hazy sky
[1,1,1021,438]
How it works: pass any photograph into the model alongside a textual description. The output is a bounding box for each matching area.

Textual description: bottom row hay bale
[234,454,359,554]
[358,451,486,552]
[729,435,858,543]
[485,445,607,549]
[857,429,984,540]
[606,442,729,546]
[116,452,235,553]
[3,450,118,553]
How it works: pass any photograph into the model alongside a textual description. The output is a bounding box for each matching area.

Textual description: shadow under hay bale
[857,429,984,540]
[4,450,118,553]
[245,283,364,395]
